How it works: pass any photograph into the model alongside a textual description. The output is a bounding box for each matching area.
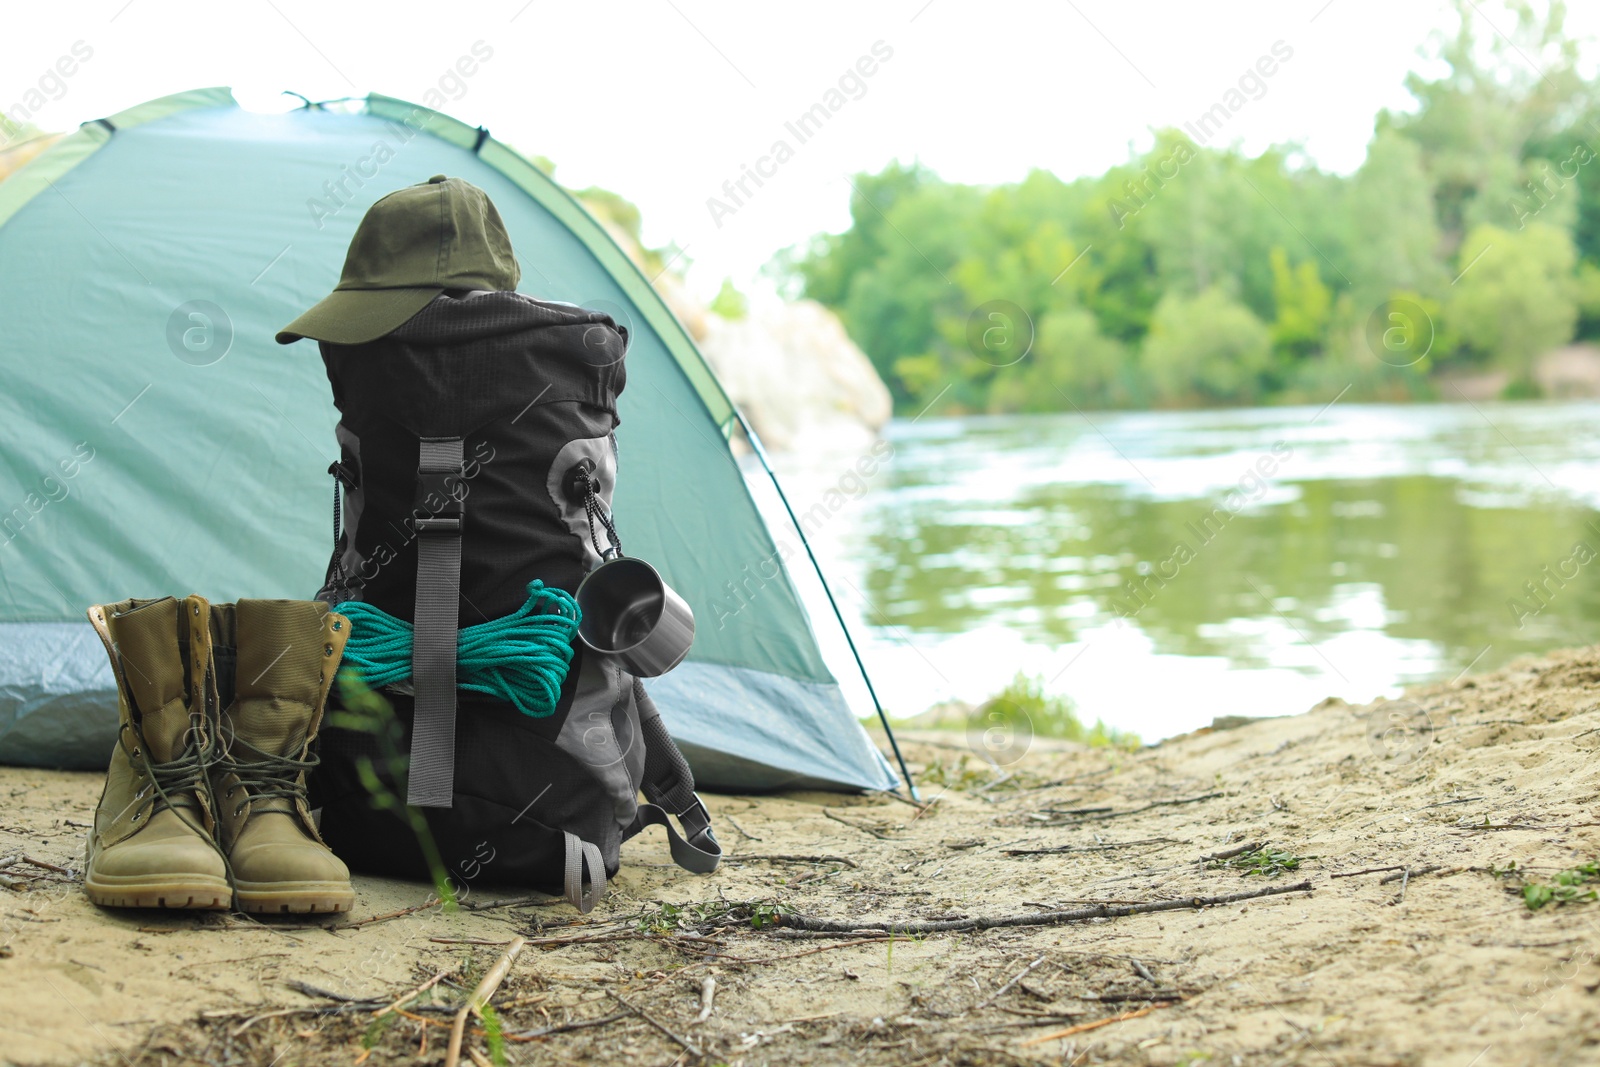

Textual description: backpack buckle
[414,468,465,534]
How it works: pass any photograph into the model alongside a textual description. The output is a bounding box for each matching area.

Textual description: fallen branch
[1092,989,1193,1003]
[976,955,1048,1010]
[774,881,1313,935]
[375,966,455,1018]
[460,895,557,911]
[20,855,74,876]
[873,789,932,812]
[1331,865,1408,879]
[444,936,525,1067]
[1379,865,1442,885]
[694,976,716,1023]
[340,898,440,930]
[823,808,896,840]
[606,989,701,1057]
[504,1011,629,1041]
[731,853,860,869]
[1017,1001,1175,1046]
[1004,838,1178,857]
[1196,841,1262,863]
[723,815,762,841]
[1047,792,1224,825]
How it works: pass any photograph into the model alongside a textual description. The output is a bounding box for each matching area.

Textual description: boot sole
[234,880,355,914]
[84,874,232,910]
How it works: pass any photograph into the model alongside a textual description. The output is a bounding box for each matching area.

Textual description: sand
[6,646,1600,1066]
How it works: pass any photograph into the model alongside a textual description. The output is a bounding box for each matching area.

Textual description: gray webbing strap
[563,831,605,912]
[406,437,465,809]
[633,801,722,874]
[629,678,721,873]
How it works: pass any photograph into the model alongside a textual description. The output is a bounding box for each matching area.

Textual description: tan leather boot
[211,599,354,914]
[84,596,230,909]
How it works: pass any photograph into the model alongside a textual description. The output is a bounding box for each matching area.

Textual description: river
[764,400,1600,742]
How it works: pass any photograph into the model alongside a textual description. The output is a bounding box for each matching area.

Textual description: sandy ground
[6,648,1600,1067]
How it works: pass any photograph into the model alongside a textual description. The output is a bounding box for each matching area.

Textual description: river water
[765,401,1600,742]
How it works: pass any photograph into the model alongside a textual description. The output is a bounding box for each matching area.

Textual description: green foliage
[331,670,458,911]
[1141,288,1273,404]
[986,308,1132,412]
[788,1,1594,413]
[982,672,1139,749]
[709,277,748,320]
[1573,260,1600,338]
[1207,846,1309,878]
[1520,860,1600,910]
[1445,222,1579,383]
[1269,248,1331,361]
[361,1011,398,1050]
[481,1005,508,1067]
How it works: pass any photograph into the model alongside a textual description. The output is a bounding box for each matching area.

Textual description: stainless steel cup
[574,557,695,677]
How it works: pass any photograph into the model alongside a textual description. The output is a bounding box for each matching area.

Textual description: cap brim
[275,286,442,345]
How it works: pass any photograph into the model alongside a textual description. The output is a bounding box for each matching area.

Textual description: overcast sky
[6,1,1597,300]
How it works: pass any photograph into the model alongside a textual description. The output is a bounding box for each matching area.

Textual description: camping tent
[0,87,900,793]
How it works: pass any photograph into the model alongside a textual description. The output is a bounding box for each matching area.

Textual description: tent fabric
[0,88,897,793]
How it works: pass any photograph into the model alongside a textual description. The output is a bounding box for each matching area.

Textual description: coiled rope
[334,580,581,718]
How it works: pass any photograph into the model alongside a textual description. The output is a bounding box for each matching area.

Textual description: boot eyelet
[324,644,335,656]
[331,620,342,631]
[234,804,245,817]
[192,604,200,616]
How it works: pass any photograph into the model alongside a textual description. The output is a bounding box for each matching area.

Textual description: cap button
[427,174,448,184]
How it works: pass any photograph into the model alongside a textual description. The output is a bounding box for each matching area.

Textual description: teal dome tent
[0,87,900,793]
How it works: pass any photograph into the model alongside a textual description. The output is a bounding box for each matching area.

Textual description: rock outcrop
[696,296,892,452]
[584,207,891,451]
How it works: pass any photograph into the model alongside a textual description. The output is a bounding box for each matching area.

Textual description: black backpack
[307,289,720,911]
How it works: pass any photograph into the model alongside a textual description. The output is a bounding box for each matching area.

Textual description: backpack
[306,289,720,911]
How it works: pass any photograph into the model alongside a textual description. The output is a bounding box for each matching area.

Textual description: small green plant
[361,1011,398,1050]
[480,1004,507,1067]
[1209,846,1308,878]
[982,673,1140,749]
[1521,861,1600,911]
[330,670,458,911]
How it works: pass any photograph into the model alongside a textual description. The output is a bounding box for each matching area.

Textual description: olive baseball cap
[276,174,520,345]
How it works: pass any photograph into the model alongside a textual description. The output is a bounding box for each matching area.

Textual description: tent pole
[730,411,919,801]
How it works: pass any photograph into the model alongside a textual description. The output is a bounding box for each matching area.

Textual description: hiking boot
[84,596,230,909]
[211,599,354,914]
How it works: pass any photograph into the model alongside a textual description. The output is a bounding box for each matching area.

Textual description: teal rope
[334,580,581,719]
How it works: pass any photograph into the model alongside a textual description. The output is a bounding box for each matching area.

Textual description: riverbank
[4,644,1600,1066]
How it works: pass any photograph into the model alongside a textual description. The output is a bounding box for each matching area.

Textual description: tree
[986,309,1130,412]
[1140,289,1273,404]
[1383,0,1591,252]
[1445,222,1578,383]
[1269,247,1332,362]
[1344,128,1448,306]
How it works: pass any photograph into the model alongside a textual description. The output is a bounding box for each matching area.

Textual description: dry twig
[775,880,1314,935]
[444,936,526,1067]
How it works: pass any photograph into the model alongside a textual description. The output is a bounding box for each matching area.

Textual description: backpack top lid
[276,174,520,346]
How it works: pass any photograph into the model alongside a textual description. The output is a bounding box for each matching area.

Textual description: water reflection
[769,402,1600,740]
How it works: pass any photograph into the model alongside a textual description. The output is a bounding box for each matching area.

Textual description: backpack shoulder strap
[407,436,465,809]
[627,678,721,874]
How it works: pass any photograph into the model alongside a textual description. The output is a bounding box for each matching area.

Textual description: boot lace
[222,735,317,817]
[118,718,211,823]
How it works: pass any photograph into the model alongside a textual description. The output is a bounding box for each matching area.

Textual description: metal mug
[574,556,695,677]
